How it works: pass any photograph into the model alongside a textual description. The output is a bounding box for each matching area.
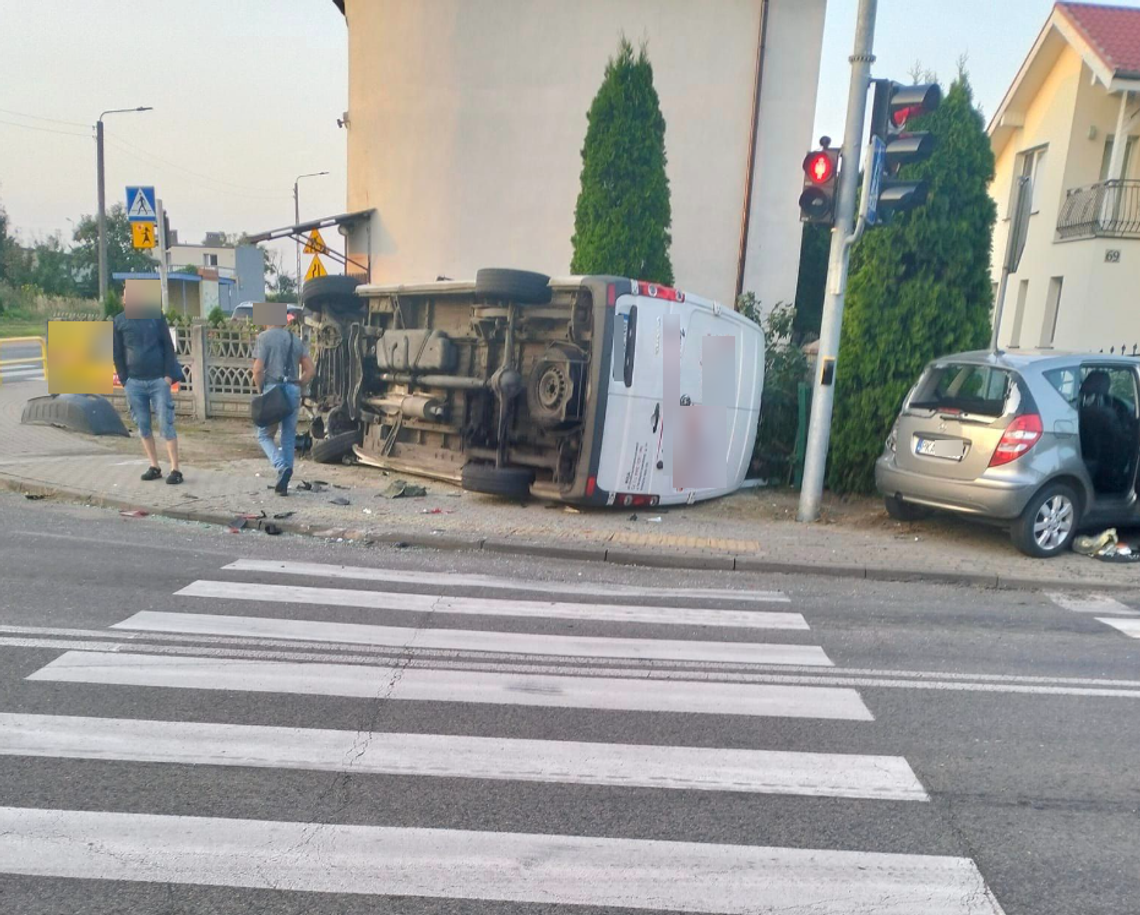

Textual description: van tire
[475,269,552,305]
[302,275,362,312]
[310,429,360,464]
[461,462,535,499]
[1010,481,1081,558]
[884,495,932,522]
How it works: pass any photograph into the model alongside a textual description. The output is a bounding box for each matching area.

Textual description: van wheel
[475,269,552,305]
[310,429,361,464]
[302,275,362,312]
[1011,482,1080,558]
[884,495,932,522]
[461,462,535,499]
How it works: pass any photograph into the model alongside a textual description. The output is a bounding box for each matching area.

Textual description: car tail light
[586,475,597,496]
[989,413,1043,467]
[886,422,898,453]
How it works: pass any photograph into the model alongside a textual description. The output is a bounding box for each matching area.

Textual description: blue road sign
[865,137,886,226]
[125,186,157,222]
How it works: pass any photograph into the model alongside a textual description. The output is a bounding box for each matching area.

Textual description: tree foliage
[570,38,673,285]
[827,75,996,494]
[71,204,155,297]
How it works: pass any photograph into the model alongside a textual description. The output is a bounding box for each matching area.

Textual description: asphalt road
[0,491,1137,915]
[0,341,46,384]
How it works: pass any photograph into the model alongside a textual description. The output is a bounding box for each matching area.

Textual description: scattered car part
[21,394,129,437]
[310,429,362,465]
[461,462,535,499]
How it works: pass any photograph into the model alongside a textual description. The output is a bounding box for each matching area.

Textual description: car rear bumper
[874,454,1037,519]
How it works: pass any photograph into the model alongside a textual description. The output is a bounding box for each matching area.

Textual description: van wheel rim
[1032,495,1074,551]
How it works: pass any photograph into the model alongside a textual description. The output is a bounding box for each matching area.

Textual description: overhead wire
[0,118,90,139]
[0,106,90,129]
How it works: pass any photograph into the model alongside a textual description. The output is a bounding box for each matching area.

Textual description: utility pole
[156,199,170,314]
[95,106,153,303]
[796,0,878,523]
[293,171,329,302]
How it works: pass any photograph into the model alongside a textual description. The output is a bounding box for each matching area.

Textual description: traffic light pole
[796,0,878,522]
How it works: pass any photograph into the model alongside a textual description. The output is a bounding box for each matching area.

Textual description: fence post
[190,323,209,419]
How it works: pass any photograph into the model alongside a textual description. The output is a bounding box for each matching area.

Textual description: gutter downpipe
[735,0,771,303]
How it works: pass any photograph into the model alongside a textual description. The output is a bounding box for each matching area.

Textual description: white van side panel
[596,292,764,504]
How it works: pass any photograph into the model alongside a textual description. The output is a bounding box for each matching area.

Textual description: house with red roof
[989,2,1140,353]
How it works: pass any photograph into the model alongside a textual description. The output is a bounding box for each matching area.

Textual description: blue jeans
[124,377,176,440]
[256,382,300,474]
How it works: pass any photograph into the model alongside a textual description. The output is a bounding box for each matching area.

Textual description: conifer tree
[571,39,673,285]
[828,74,997,494]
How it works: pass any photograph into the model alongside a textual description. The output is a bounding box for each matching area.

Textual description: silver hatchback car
[875,350,1140,557]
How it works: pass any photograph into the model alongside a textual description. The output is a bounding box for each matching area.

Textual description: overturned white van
[302,269,764,506]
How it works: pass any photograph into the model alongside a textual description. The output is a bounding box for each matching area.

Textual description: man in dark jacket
[111,290,185,484]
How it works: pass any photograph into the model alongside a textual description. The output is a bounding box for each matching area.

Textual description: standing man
[112,289,184,484]
[252,306,315,495]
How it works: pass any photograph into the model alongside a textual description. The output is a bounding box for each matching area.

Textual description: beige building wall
[991,44,1140,354]
[341,0,825,311]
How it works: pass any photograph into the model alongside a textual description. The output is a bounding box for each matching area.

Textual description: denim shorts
[124,377,177,440]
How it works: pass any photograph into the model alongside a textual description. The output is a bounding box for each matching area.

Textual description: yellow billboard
[48,321,113,395]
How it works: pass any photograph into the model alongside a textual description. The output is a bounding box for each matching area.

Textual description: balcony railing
[1056,179,1140,240]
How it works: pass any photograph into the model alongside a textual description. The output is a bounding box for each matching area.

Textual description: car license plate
[915,437,965,461]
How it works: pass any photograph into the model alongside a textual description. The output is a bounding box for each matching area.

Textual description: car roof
[927,349,1139,372]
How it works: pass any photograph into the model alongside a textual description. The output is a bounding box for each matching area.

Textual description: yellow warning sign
[303,228,327,255]
[305,254,328,281]
[131,221,156,249]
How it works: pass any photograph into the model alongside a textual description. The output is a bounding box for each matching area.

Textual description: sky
[2,0,1138,281]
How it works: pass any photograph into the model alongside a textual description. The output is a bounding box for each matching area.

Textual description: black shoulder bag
[250,333,296,428]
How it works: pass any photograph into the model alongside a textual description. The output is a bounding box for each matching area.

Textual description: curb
[2,475,1136,594]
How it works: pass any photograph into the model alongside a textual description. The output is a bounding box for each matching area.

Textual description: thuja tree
[570,38,673,285]
[827,74,996,494]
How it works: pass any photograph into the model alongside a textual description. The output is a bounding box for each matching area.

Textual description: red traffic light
[804,151,834,185]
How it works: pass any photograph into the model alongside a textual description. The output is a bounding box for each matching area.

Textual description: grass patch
[0,320,47,339]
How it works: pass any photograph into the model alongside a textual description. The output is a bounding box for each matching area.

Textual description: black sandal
[141,466,162,482]
[166,470,184,485]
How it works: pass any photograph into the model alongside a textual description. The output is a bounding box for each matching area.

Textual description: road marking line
[176,579,808,630]
[1047,593,1140,616]
[28,652,873,720]
[116,610,833,667]
[1096,617,1140,638]
[0,807,1005,914]
[0,713,922,800]
[223,558,789,603]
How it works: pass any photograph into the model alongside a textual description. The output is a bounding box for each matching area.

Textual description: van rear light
[635,281,685,303]
[586,475,597,496]
[606,284,616,307]
[989,413,1043,467]
[616,493,660,508]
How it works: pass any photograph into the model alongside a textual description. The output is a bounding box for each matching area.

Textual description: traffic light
[799,143,840,225]
[868,81,941,218]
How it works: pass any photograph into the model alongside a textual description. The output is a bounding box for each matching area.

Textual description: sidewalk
[3,381,1138,591]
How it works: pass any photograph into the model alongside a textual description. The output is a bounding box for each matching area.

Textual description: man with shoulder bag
[251,304,315,495]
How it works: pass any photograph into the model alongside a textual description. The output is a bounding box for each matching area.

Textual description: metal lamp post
[293,171,329,302]
[96,106,152,302]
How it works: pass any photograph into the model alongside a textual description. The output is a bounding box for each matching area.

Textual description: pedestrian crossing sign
[125,186,157,222]
[131,221,156,249]
[303,228,327,255]
[305,254,328,281]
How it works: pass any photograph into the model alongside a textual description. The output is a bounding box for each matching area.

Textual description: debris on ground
[329,497,352,506]
[379,480,427,499]
[420,507,455,515]
[118,509,147,518]
[564,506,581,514]
[25,494,46,501]
[363,508,373,515]
[646,516,663,523]
[1074,528,1117,557]
[262,523,283,536]
[272,511,295,520]
[297,480,330,494]
[628,514,638,522]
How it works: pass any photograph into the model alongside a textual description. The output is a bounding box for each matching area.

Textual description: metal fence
[1056,179,1140,240]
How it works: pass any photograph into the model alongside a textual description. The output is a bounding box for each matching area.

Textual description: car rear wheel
[474,268,552,305]
[1011,482,1080,558]
[884,495,932,522]
[461,462,535,500]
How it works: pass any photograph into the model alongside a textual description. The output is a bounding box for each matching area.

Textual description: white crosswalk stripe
[176,578,809,629]
[1096,617,1140,638]
[3,559,1008,913]
[116,609,833,666]
[1047,591,1140,638]
[0,807,1004,914]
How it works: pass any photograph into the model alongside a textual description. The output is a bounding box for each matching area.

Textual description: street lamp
[96,106,152,302]
[294,171,329,302]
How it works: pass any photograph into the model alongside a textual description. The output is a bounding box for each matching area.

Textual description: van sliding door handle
[680,394,691,406]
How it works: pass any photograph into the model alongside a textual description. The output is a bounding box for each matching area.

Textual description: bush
[739,295,809,483]
[206,305,227,328]
[102,289,123,319]
[570,38,673,285]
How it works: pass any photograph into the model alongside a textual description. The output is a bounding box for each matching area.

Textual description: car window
[909,363,1012,416]
[1081,365,1139,416]
[1043,367,1079,405]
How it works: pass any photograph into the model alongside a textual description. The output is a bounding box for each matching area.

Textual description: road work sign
[125,186,157,222]
[305,254,328,281]
[303,229,327,255]
[131,222,156,249]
